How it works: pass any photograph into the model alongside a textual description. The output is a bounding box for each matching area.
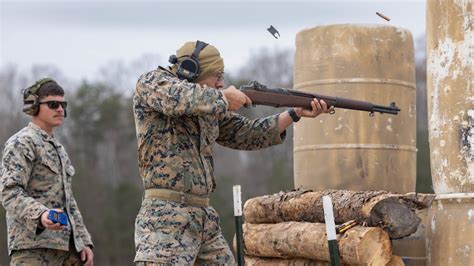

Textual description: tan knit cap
[170,41,224,82]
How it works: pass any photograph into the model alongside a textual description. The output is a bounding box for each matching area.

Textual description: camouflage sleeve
[1,139,49,234]
[69,196,94,247]
[216,112,286,150]
[62,157,94,248]
[135,72,228,117]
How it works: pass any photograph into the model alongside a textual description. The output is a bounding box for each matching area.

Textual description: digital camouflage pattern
[133,67,285,263]
[135,199,234,264]
[1,122,93,255]
[10,246,81,265]
[133,67,285,196]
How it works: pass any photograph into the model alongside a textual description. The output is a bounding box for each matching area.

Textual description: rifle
[239,81,400,115]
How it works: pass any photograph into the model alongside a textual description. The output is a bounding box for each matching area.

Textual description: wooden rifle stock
[240,81,400,115]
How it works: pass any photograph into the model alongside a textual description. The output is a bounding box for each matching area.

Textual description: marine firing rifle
[239,81,400,115]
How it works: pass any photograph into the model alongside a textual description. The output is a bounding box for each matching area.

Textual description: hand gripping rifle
[239,81,400,115]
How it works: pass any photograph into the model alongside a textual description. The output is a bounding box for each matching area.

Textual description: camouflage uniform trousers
[10,247,82,266]
[135,198,235,265]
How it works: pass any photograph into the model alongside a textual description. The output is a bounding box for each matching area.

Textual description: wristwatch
[288,108,301,122]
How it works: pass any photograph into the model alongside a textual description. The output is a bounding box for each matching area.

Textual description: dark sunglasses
[39,101,67,110]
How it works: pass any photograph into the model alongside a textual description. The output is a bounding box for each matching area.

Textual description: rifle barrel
[372,104,400,115]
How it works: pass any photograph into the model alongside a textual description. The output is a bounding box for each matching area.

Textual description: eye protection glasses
[39,101,68,110]
[214,72,225,82]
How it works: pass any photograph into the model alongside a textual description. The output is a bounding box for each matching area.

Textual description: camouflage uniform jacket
[133,67,286,196]
[1,122,93,255]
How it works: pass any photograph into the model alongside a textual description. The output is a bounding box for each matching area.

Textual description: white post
[323,195,340,266]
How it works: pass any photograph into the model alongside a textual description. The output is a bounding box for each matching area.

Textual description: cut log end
[371,198,421,238]
[387,255,405,266]
[339,226,392,265]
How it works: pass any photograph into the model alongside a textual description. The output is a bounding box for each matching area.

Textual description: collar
[158,66,177,77]
[28,122,59,144]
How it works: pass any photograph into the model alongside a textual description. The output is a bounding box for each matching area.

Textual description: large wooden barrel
[426,194,474,265]
[293,24,416,193]
[427,0,474,193]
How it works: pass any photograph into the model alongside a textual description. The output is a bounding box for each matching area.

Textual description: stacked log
[243,189,433,238]
[244,222,391,265]
[244,255,404,266]
[240,189,434,265]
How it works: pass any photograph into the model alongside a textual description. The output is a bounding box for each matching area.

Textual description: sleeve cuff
[279,130,287,142]
[274,114,286,144]
[36,219,45,235]
[83,238,94,249]
[216,91,228,111]
[31,208,49,235]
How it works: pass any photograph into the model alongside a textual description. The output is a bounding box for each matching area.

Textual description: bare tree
[97,53,161,95]
[237,46,294,87]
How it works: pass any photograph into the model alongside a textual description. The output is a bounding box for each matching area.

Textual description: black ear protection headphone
[22,78,56,116]
[168,40,208,82]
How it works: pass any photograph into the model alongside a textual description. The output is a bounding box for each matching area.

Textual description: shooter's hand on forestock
[295,98,332,118]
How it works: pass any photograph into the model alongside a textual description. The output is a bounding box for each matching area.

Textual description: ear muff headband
[191,40,208,59]
[170,40,209,82]
[22,78,56,116]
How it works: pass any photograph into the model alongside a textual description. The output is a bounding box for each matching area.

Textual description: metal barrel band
[144,188,209,207]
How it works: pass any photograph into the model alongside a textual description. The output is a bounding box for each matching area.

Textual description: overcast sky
[1,0,426,81]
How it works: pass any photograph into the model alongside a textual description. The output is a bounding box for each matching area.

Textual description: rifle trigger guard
[369,112,375,117]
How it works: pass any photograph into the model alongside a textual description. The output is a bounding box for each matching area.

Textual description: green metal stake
[323,195,340,266]
[233,185,244,266]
